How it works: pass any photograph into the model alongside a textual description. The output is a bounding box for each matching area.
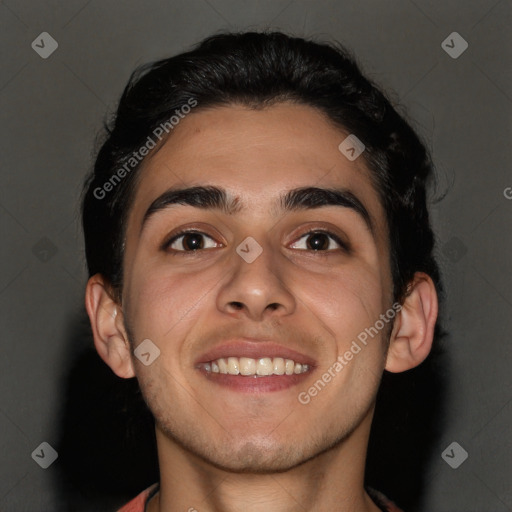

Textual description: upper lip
[195,339,317,367]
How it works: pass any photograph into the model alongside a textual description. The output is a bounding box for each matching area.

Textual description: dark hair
[82,31,442,307]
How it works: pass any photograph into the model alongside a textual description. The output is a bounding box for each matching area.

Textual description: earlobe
[85,274,135,379]
[385,272,438,373]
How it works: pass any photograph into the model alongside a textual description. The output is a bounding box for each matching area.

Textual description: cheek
[302,260,388,342]
[128,269,209,339]
[299,265,390,408]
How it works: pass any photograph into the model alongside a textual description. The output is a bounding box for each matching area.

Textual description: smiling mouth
[197,356,311,376]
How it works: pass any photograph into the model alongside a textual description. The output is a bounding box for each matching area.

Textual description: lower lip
[197,368,314,393]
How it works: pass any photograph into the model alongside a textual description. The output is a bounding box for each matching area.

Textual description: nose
[216,239,296,322]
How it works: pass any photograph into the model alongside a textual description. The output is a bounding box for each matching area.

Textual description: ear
[85,274,135,379]
[385,272,438,373]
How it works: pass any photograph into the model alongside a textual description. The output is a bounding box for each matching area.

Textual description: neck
[148,410,382,512]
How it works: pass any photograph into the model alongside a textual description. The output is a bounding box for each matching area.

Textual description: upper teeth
[201,357,310,376]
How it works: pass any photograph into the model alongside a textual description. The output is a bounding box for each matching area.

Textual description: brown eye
[290,230,349,252]
[166,231,219,252]
[306,232,330,250]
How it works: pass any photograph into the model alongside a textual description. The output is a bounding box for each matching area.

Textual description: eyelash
[163,228,350,255]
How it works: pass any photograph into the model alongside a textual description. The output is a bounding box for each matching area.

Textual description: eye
[290,230,348,252]
[165,230,220,252]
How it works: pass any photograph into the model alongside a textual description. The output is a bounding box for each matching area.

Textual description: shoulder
[116,483,159,512]
[367,487,404,512]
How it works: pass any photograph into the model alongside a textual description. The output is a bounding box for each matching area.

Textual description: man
[82,31,441,512]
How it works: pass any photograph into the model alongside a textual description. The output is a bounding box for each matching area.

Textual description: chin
[200,441,310,474]
[164,424,312,473]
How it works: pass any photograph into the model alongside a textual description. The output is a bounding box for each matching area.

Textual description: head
[82,31,441,473]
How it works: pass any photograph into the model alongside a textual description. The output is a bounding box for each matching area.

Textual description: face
[120,102,395,472]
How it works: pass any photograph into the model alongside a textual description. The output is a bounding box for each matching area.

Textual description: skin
[85,103,438,512]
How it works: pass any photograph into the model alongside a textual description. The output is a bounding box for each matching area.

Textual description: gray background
[1,0,511,511]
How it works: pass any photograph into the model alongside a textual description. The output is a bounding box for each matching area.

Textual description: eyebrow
[141,185,374,235]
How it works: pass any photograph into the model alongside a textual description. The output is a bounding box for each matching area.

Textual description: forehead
[127,103,387,236]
